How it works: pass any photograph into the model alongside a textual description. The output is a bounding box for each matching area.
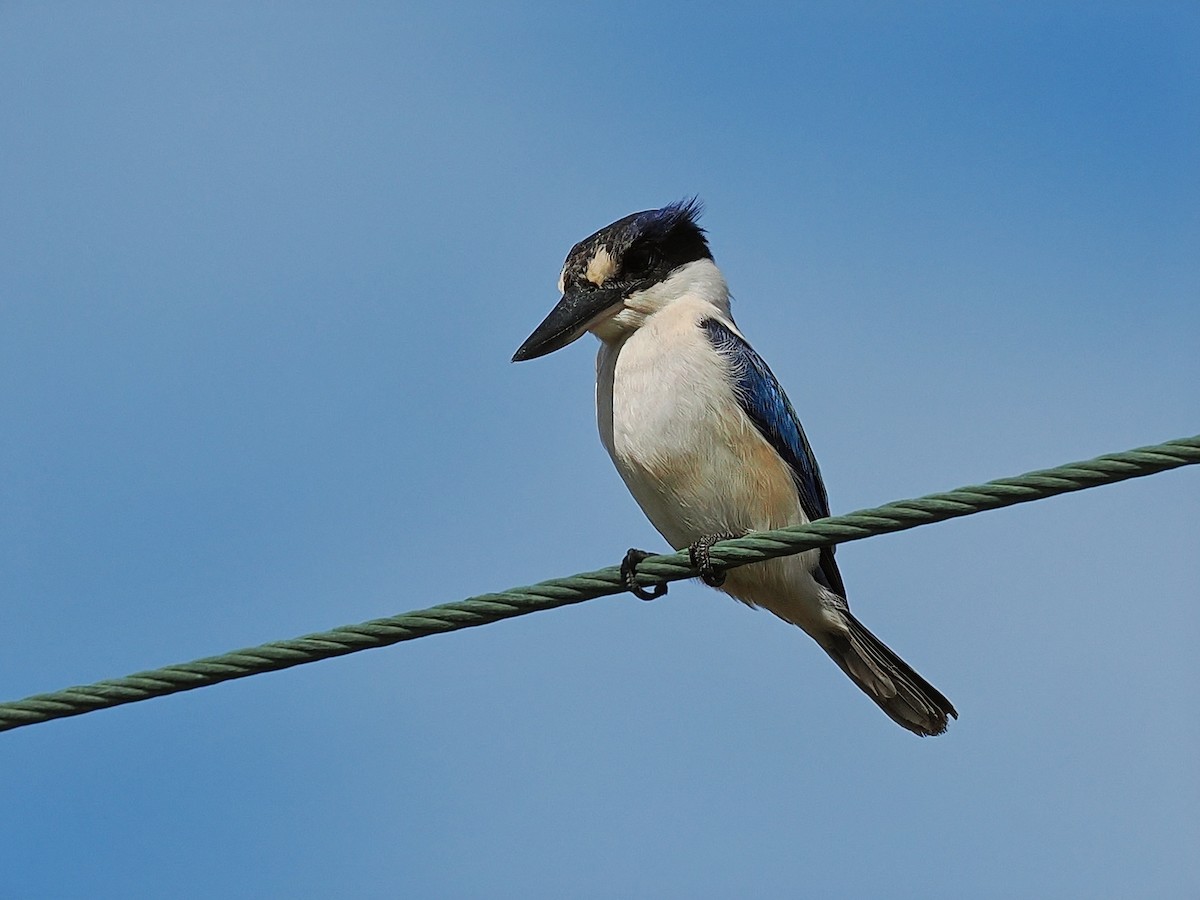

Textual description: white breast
[596,297,806,551]
[592,269,828,629]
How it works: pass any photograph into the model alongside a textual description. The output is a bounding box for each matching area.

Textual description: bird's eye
[623,244,657,278]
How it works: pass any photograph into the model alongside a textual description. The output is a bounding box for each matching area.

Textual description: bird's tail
[821,611,958,737]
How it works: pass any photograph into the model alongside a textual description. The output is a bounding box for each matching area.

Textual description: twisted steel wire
[1,434,1196,734]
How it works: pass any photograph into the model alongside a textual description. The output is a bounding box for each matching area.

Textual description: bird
[512,199,956,736]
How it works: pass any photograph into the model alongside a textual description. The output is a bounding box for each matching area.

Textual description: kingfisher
[513,200,956,736]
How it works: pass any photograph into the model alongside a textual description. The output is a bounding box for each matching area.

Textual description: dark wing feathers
[700,318,846,595]
[700,318,830,521]
[701,319,956,735]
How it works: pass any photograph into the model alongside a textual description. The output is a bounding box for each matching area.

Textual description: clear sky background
[2,4,1197,897]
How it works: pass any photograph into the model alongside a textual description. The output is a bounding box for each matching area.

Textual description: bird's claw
[621,548,668,601]
[689,532,737,587]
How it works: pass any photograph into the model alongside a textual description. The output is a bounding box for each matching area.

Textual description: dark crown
[560,199,712,296]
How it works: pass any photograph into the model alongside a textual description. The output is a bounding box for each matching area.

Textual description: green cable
[1,434,1196,734]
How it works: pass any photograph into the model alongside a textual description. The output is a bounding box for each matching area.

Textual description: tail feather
[823,612,958,737]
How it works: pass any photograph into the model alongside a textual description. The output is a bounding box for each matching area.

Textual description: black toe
[688,532,738,587]
[620,548,668,601]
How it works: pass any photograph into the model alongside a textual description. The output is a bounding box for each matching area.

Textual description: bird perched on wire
[513,200,956,736]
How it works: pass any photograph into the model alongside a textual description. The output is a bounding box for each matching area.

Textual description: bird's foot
[621,548,669,601]
[688,532,739,587]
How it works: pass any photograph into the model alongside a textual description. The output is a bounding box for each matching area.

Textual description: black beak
[512,287,623,362]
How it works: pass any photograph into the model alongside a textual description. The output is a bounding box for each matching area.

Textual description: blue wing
[701,318,847,595]
[701,318,829,520]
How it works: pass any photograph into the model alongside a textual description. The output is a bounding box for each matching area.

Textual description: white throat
[590,258,729,344]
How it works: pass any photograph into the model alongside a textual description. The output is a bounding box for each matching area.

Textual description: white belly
[594,299,827,626]
[599,307,804,540]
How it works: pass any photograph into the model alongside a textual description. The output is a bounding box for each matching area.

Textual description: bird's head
[513,199,713,362]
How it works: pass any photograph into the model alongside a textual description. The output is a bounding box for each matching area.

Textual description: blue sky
[1,4,1197,897]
